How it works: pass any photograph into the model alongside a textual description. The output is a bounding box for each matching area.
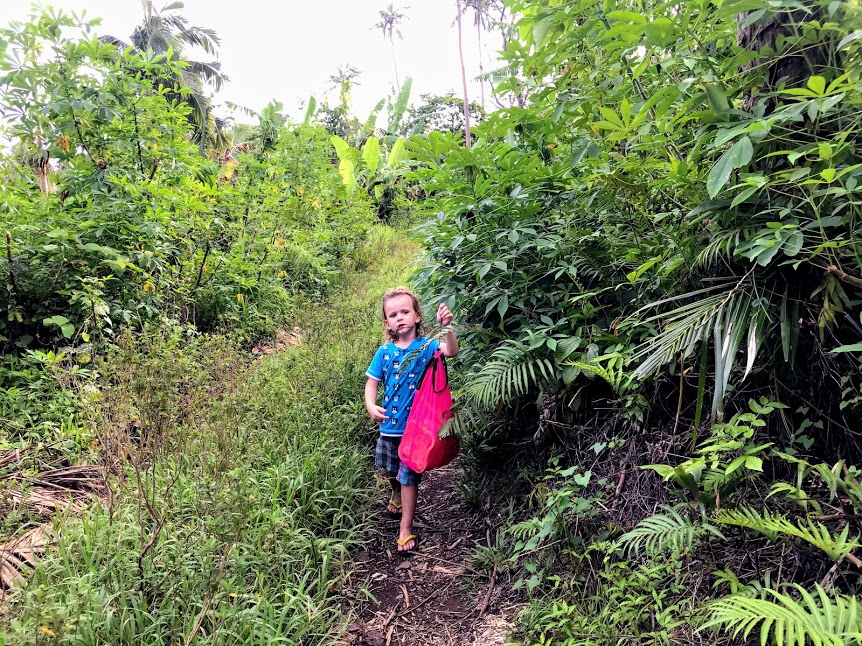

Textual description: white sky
[0,0,502,123]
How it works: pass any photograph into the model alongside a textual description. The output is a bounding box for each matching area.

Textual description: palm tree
[374,4,407,91]
[102,0,228,149]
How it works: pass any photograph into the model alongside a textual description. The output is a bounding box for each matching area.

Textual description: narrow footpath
[341,465,514,646]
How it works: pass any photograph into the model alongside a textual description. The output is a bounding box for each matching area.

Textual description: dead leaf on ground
[0,525,50,590]
[253,327,304,357]
[1,451,106,590]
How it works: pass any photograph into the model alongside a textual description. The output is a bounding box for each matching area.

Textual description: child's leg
[398,483,418,551]
[395,463,420,551]
[375,438,403,514]
[388,475,402,513]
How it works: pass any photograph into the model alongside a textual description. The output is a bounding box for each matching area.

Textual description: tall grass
[0,226,418,645]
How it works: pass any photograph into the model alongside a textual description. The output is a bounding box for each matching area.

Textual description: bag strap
[425,351,449,394]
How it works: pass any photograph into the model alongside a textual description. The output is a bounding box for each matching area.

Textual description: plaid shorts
[375,436,421,486]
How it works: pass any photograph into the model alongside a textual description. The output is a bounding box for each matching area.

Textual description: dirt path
[341,463,515,646]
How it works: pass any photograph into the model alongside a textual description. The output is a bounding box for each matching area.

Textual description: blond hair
[381,286,423,342]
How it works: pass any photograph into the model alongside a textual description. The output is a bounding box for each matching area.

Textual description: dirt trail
[341,463,515,646]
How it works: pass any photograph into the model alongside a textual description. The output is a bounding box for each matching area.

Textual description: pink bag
[398,351,459,473]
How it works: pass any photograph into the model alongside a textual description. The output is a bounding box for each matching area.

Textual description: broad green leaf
[731,185,760,207]
[705,83,730,114]
[831,343,862,353]
[784,230,803,257]
[330,135,352,161]
[726,455,747,475]
[606,10,646,23]
[573,470,592,486]
[362,136,380,175]
[497,293,509,319]
[338,159,356,191]
[806,75,826,95]
[837,30,862,50]
[627,256,661,282]
[43,315,70,327]
[302,96,316,126]
[531,18,553,46]
[387,137,407,165]
[707,137,753,197]
[744,456,763,471]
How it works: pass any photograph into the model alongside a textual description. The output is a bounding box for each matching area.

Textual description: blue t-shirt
[366,337,440,436]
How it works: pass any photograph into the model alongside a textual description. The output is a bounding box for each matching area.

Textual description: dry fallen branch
[477,564,498,617]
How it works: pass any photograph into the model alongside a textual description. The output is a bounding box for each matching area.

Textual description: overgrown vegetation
[0,8,411,642]
[0,10,375,448]
[0,226,416,644]
[408,0,862,642]
[4,0,862,643]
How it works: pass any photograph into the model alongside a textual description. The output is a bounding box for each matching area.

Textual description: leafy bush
[407,0,862,642]
[0,10,376,437]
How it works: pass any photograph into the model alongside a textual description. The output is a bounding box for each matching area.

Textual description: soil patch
[340,463,514,646]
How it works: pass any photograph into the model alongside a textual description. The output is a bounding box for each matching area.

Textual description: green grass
[0,225,419,645]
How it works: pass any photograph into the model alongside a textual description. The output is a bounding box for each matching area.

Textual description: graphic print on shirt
[366,337,440,436]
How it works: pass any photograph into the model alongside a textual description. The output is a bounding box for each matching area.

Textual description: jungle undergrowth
[0,225,420,645]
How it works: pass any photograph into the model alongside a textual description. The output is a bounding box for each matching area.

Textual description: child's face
[383,294,421,340]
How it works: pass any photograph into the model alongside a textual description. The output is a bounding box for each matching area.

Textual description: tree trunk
[390,38,401,91]
[456,0,472,148]
[477,19,485,107]
[737,4,825,112]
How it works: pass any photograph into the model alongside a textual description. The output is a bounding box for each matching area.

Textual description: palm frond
[440,403,486,439]
[697,226,756,268]
[176,25,221,54]
[464,341,555,410]
[630,274,770,415]
[99,35,131,49]
[716,507,862,562]
[186,60,227,90]
[701,584,862,646]
[618,505,724,558]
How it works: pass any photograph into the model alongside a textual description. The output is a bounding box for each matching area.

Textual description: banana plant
[330,133,409,200]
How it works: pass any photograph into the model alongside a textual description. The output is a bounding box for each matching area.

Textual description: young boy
[364,287,459,552]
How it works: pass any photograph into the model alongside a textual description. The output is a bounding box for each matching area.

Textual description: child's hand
[368,405,388,423]
[437,302,454,327]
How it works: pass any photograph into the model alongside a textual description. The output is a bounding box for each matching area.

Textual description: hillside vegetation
[408,0,862,643]
[2,0,862,644]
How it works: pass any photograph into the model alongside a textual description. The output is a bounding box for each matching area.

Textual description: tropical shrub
[0,10,376,438]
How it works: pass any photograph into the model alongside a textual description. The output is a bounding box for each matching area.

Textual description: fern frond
[465,341,556,410]
[702,584,862,646]
[568,353,633,395]
[440,403,485,438]
[618,505,724,558]
[697,226,757,268]
[716,507,862,562]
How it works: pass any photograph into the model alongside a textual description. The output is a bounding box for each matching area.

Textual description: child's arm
[364,377,388,423]
[436,303,460,358]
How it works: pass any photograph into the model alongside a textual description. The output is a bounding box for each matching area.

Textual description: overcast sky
[0,0,503,123]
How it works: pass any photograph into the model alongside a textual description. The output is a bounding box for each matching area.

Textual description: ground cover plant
[407,0,862,643]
